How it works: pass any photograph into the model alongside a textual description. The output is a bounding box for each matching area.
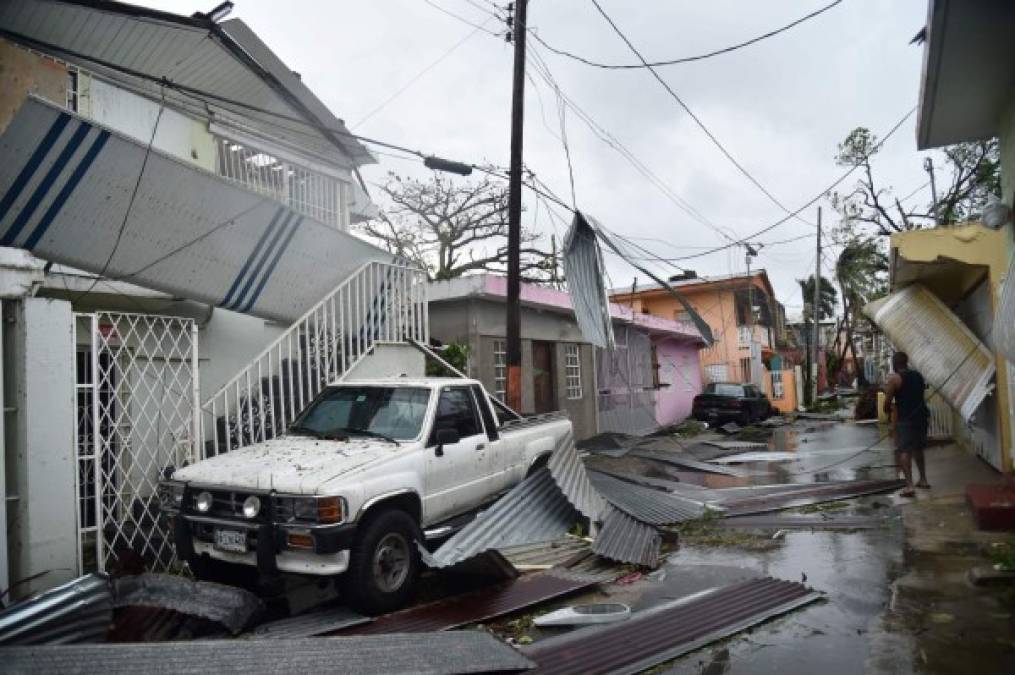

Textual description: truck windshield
[291,386,430,442]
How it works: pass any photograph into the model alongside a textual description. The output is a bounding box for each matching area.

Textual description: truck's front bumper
[172,513,356,576]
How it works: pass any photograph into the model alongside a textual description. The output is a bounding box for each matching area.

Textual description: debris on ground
[533,603,630,627]
[112,574,263,635]
[0,574,112,646]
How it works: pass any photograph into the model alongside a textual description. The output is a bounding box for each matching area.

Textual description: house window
[738,325,752,347]
[66,68,79,112]
[214,136,349,228]
[565,344,582,399]
[739,357,752,383]
[704,364,728,383]
[771,370,784,399]
[493,340,507,401]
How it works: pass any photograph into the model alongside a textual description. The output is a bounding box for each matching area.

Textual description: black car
[692,382,773,425]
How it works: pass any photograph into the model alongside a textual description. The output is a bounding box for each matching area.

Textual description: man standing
[883,351,931,497]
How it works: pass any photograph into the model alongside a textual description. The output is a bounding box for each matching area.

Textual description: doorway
[531,341,557,414]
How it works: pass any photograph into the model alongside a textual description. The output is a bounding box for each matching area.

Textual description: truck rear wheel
[340,509,421,614]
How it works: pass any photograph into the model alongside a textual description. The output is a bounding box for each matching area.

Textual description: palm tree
[834,238,888,386]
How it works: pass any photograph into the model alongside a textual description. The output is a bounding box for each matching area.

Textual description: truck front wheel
[340,509,421,614]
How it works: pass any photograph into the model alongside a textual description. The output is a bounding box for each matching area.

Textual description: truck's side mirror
[434,428,460,457]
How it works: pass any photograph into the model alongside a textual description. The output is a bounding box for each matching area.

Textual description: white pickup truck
[159,377,572,613]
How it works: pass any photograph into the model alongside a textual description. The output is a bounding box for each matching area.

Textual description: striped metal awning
[0,97,392,322]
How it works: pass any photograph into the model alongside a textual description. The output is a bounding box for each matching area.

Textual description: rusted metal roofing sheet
[522,577,821,674]
[719,479,906,516]
[0,574,112,645]
[0,98,391,323]
[591,505,661,568]
[247,605,370,639]
[338,571,596,635]
[588,471,706,524]
[547,430,607,520]
[631,449,749,477]
[422,468,577,569]
[561,212,615,349]
[865,284,995,421]
[0,632,534,674]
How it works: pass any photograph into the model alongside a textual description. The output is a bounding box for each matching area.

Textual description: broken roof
[0,0,373,167]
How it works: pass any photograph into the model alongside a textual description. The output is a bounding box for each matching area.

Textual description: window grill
[565,344,582,399]
[66,68,79,112]
[214,136,348,228]
[771,370,784,399]
[493,340,507,401]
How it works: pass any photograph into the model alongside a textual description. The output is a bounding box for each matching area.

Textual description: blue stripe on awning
[0,112,71,228]
[226,209,295,311]
[220,205,285,308]
[240,215,303,313]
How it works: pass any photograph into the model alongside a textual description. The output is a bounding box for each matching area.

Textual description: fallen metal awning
[590,505,661,568]
[112,574,262,635]
[718,479,905,516]
[0,574,112,645]
[588,471,707,524]
[522,577,821,674]
[0,98,393,322]
[0,632,534,674]
[548,431,607,520]
[865,283,995,421]
[631,449,750,477]
[337,571,597,635]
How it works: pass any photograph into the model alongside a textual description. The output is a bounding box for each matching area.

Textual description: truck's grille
[188,488,267,522]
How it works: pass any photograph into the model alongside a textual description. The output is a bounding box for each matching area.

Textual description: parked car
[159,377,571,614]
[692,382,773,425]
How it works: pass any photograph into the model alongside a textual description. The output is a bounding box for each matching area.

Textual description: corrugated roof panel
[561,212,615,349]
[248,605,371,639]
[718,478,906,516]
[0,574,112,645]
[588,471,706,524]
[0,632,535,674]
[422,468,578,569]
[865,283,995,421]
[997,251,1015,363]
[630,449,749,477]
[340,571,596,635]
[523,577,821,674]
[0,98,390,323]
[547,430,607,520]
[590,505,661,567]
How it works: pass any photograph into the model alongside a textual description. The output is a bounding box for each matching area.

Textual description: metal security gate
[74,312,200,574]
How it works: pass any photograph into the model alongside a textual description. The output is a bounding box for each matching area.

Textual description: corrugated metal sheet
[112,574,262,635]
[717,514,886,530]
[0,574,112,645]
[561,211,615,349]
[0,632,534,674]
[107,606,194,643]
[522,577,821,674]
[248,605,371,639]
[0,99,391,322]
[631,449,750,477]
[701,440,768,451]
[500,411,568,433]
[0,0,371,164]
[338,572,596,635]
[588,471,706,524]
[591,505,661,567]
[587,467,687,493]
[499,537,590,568]
[422,468,578,569]
[865,284,995,421]
[719,479,906,516]
[997,251,1015,363]
[547,430,607,520]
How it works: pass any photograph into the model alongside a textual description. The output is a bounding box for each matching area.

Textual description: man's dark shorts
[896,419,929,454]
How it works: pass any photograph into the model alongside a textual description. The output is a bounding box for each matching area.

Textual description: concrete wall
[0,39,67,135]
[344,343,425,380]
[5,297,77,600]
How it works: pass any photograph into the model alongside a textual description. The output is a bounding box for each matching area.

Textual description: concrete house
[427,274,706,439]
[868,0,1015,473]
[611,271,800,413]
[0,0,425,598]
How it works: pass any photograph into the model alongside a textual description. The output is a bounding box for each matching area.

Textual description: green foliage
[425,342,470,376]
[797,275,837,321]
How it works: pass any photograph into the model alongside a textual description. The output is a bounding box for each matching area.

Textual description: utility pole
[923,156,940,225]
[811,207,822,403]
[744,243,758,385]
[505,0,528,412]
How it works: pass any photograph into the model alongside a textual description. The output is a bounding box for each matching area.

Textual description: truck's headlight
[196,491,213,513]
[157,481,184,512]
[275,495,345,524]
[243,495,261,519]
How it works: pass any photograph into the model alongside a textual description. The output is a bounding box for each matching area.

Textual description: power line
[589,0,814,230]
[421,0,504,36]
[531,0,842,69]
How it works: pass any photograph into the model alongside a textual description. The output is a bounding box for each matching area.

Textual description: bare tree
[830,127,1000,235]
[361,172,558,283]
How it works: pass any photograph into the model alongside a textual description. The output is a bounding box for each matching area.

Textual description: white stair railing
[202,261,428,455]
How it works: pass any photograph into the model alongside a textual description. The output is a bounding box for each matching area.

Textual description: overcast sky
[146,0,934,317]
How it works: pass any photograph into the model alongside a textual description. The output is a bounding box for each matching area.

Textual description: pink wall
[654,337,703,427]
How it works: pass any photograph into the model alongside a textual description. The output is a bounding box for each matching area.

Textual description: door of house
[532,341,556,414]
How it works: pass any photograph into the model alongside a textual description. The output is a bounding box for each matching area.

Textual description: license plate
[214,528,247,553]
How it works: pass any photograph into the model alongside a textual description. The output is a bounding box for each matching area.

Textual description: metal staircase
[201,260,428,456]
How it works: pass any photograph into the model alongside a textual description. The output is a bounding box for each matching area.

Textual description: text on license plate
[214,528,247,553]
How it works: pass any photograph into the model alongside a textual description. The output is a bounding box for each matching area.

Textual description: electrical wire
[421,0,505,36]
[530,1,842,69]
[589,0,814,230]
